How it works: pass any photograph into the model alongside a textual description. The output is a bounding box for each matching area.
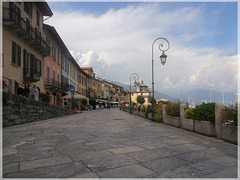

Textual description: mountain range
[111,81,237,105]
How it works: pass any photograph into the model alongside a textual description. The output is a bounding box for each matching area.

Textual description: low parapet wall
[3,93,75,127]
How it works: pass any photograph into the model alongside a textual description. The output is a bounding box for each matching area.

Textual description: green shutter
[12,41,16,64]
[18,45,21,66]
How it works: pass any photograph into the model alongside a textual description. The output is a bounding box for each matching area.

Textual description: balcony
[24,68,40,82]
[3,7,50,56]
[45,78,62,91]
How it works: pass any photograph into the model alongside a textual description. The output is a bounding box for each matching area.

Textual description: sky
[45,1,239,97]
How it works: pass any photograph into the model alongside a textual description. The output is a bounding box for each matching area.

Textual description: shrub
[137,95,145,105]
[222,104,238,125]
[69,99,78,109]
[148,96,156,105]
[166,100,180,117]
[3,91,9,106]
[39,93,50,103]
[141,106,146,112]
[154,106,163,122]
[185,108,194,119]
[145,105,152,118]
[138,105,141,112]
[193,103,215,122]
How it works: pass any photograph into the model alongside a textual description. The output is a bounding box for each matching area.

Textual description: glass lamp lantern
[160,51,167,65]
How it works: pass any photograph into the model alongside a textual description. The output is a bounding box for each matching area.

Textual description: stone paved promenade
[3,108,238,178]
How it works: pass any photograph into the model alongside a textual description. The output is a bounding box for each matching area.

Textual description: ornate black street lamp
[152,38,170,121]
[130,73,139,114]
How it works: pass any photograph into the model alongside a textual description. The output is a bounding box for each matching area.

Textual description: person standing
[23,83,30,97]
[108,103,111,111]
[29,84,37,99]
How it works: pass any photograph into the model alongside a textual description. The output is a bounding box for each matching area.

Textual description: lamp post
[130,73,139,114]
[152,38,170,121]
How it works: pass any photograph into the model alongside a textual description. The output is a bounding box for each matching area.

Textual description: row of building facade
[2,1,133,108]
[2,1,153,108]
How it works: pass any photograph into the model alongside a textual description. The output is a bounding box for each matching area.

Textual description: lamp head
[160,51,167,65]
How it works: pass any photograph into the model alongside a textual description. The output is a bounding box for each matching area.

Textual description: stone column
[215,102,225,139]
[51,95,54,105]
[180,104,187,128]
[162,104,166,120]
[9,78,16,94]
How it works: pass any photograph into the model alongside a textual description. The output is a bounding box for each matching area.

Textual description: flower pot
[222,124,237,144]
[182,118,195,131]
[195,120,215,136]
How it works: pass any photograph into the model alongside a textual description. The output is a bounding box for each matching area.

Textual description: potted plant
[164,100,180,127]
[193,103,215,136]
[182,108,195,131]
[221,104,238,144]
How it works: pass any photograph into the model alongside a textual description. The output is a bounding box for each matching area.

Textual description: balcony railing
[3,7,50,56]
[23,68,40,82]
[45,78,61,90]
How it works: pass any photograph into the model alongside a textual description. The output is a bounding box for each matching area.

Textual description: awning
[61,93,89,101]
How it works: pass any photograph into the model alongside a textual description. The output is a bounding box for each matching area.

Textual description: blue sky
[46,1,238,96]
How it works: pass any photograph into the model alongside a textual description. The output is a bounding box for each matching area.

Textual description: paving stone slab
[3,163,18,175]
[147,165,209,178]
[126,147,180,162]
[51,143,93,157]
[84,141,126,151]
[202,166,237,178]
[164,143,207,153]
[97,164,155,178]
[70,150,113,161]
[19,156,73,171]
[7,162,91,178]
[74,172,100,178]
[189,155,237,174]
[141,156,192,174]
[83,154,138,172]
[108,145,144,154]
[175,148,225,163]
[3,150,53,164]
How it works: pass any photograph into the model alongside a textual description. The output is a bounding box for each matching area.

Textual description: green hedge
[187,103,215,122]
[222,104,238,125]
[166,100,180,117]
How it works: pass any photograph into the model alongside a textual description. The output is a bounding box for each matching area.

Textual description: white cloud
[46,3,237,95]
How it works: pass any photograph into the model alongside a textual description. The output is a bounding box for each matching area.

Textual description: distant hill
[111,81,175,101]
[180,88,236,105]
[111,81,236,105]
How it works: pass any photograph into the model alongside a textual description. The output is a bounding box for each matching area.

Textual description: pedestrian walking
[108,103,111,111]
[77,100,81,112]
[29,84,37,99]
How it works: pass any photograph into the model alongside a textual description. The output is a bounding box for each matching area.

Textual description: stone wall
[3,93,75,127]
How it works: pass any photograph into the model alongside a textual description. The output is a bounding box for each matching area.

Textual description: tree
[137,95,145,105]
[148,96,156,105]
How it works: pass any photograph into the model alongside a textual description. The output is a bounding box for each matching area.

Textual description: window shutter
[39,60,42,76]
[18,45,21,66]
[12,41,16,64]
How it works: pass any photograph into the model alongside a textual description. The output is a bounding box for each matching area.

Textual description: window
[57,49,60,64]
[53,69,55,83]
[47,66,50,84]
[36,10,40,27]
[58,73,60,87]
[52,44,56,60]
[24,2,32,17]
[10,3,21,24]
[34,57,41,76]
[12,41,21,66]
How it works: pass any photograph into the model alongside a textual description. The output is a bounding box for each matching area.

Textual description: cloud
[46,2,237,95]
